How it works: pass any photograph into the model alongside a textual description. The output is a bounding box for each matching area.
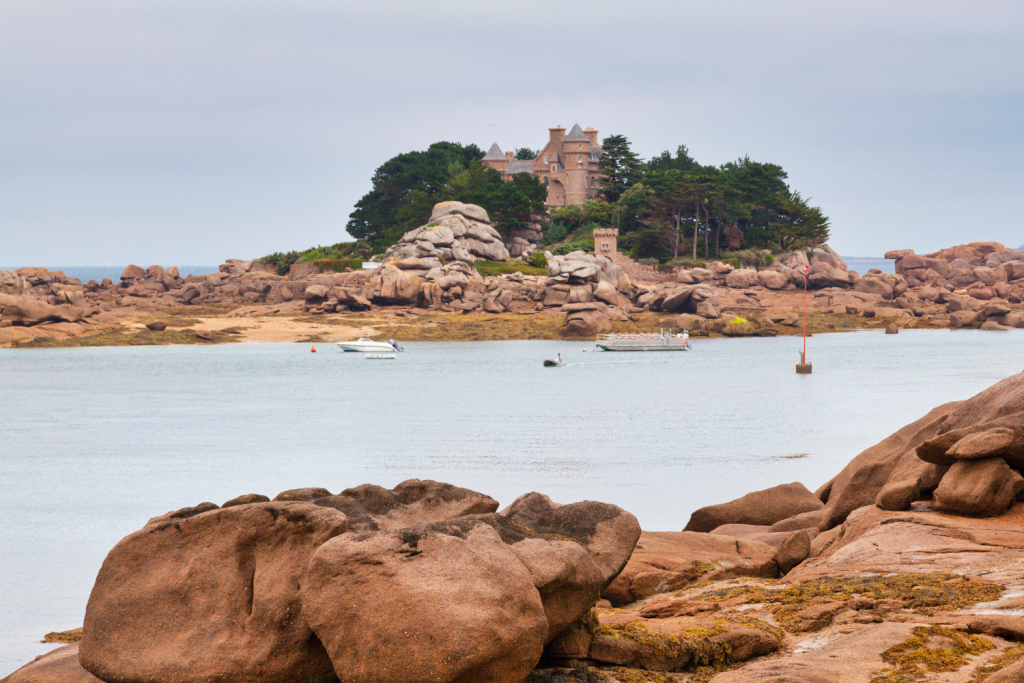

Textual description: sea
[1,327,1020,674]
[0,266,219,283]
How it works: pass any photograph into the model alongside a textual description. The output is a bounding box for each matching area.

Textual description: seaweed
[870,626,995,682]
[696,574,1003,632]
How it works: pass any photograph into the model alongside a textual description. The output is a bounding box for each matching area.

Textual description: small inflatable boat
[543,359,564,367]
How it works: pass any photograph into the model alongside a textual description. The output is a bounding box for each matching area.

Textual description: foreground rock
[602,530,777,605]
[77,480,639,683]
[1,644,101,683]
[684,482,824,532]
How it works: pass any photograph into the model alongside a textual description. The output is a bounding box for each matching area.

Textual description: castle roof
[482,142,506,161]
[564,123,589,142]
[504,160,534,175]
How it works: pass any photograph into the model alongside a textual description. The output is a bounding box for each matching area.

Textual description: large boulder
[817,402,959,530]
[0,296,85,326]
[0,269,25,294]
[79,502,350,683]
[430,200,490,224]
[373,263,423,305]
[807,262,850,288]
[302,519,548,683]
[854,277,894,300]
[500,492,641,590]
[725,268,758,289]
[71,481,640,683]
[757,270,788,290]
[933,457,1024,516]
[120,264,145,281]
[386,203,509,263]
[602,531,777,605]
[563,302,611,336]
[683,482,824,532]
[314,479,499,531]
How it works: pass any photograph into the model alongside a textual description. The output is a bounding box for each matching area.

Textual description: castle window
[577,156,582,168]
[543,177,548,186]
[551,165,556,172]
[544,154,548,163]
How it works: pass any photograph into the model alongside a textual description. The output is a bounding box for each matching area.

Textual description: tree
[641,171,695,259]
[648,144,701,174]
[598,135,643,202]
[771,191,831,251]
[514,147,538,160]
[442,162,547,235]
[347,142,484,250]
[718,157,789,249]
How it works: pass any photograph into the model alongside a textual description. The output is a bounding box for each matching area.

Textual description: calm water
[845,256,895,274]
[0,266,219,283]
[1,331,1022,674]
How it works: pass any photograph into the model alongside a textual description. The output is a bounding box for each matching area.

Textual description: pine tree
[598,135,643,203]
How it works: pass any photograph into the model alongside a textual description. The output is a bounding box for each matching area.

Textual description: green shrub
[528,251,548,268]
[474,261,548,277]
[638,257,659,266]
[550,240,594,256]
[541,224,568,245]
[310,258,363,273]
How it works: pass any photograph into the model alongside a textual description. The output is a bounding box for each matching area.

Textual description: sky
[1,0,1022,267]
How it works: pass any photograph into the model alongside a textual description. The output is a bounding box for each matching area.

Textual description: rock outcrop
[76,480,639,683]
[384,202,510,263]
[683,482,824,532]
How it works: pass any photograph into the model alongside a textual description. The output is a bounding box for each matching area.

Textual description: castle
[482,123,602,208]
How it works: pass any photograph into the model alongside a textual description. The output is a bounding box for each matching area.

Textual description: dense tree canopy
[347,142,547,250]
[514,147,538,160]
[345,134,829,260]
[582,136,830,261]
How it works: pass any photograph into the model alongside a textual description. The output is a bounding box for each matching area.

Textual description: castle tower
[482,142,509,173]
[562,123,592,206]
[583,127,599,145]
[593,228,618,258]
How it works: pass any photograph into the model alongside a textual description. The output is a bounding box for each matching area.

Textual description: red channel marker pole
[797,264,811,373]
[803,268,807,363]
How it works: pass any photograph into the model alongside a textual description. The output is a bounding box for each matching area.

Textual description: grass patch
[697,574,1003,633]
[309,258,363,273]
[473,261,548,277]
[870,626,995,682]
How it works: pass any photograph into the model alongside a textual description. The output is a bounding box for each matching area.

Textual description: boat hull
[336,341,396,353]
[596,343,690,352]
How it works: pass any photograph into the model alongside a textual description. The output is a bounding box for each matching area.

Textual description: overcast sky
[1,0,1022,267]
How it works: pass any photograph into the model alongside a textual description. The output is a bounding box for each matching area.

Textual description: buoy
[311,345,317,353]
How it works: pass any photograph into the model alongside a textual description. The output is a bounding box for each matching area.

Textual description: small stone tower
[593,228,618,258]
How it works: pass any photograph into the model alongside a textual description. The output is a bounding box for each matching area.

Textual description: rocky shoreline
[10,371,1024,682]
[4,203,1024,348]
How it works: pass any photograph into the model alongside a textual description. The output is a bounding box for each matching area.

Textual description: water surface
[1,330,1021,674]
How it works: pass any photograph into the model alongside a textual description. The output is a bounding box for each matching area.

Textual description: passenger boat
[595,330,690,352]
[336,338,403,353]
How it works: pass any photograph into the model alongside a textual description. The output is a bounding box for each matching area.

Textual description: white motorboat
[336,338,403,353]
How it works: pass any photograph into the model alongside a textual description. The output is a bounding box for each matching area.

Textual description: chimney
[549,125,565,145]
[505,151,514,162]
[584,128,599,146]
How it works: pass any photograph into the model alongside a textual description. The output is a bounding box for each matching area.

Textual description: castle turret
[561,123,592,206]
[584,127,599,146]
[482,142,509,173]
